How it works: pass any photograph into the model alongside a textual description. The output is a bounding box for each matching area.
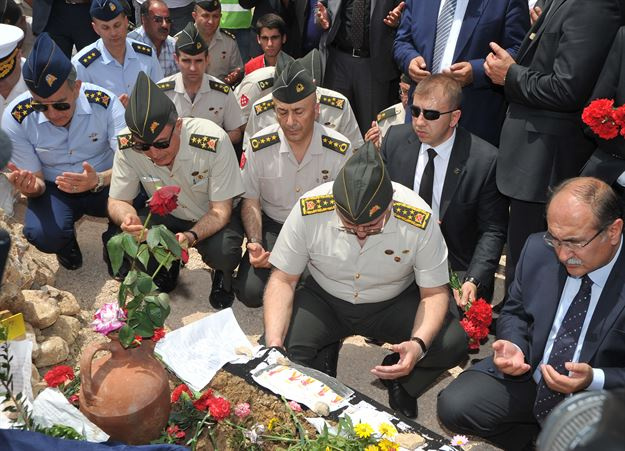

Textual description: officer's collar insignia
[157,81,175,91]
[189,133,219,152]
[149,121,159,133]
[257,78,273,90]
[300,194,335,216]
[209,80,230,94]
[321,135,349,155]
[377,105,398,122]
[45,73,57,87]
[79,48,101,67]
[131,42,153,56]
[254,99,274,116]
[10,97,34,124]
[319,95,345,110]
[249,131,279,152]
[392,202,430,229]
[117,133,134,150]
[85,89,111,108]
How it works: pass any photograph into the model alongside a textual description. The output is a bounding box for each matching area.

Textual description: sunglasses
[150,14,172,24]
[410,105,456,121]
[31,101,72,112]
[132,126,175,151]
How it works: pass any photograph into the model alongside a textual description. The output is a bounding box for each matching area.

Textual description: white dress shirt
[436,0,470,73]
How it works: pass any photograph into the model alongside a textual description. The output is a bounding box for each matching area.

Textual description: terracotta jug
[79,337,171,444]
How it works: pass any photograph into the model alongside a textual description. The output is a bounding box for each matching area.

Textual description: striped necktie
[431,0,457,74]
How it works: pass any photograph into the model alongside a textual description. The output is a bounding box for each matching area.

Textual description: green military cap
[125,71,178,143]
[297,49,323,85]
[195,0,220,11]
[176,21,207,55]
[272,60,315,104]
[333,141,393,225]
[273,51,295,79]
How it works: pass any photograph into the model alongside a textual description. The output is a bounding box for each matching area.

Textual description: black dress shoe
[380,353,418,418]
[56,237,82,270]
[209,270,234,309]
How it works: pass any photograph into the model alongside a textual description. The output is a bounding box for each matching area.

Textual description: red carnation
[465,299,493,327]
[151,327,166,342]
[148,185,181,216]
[460,318,489,350]
[68,394,79,405]
[192,389,215,411]
[582,99,620,140]
[167,425,186,440]
[207,396,231,421]
[613,105,625,137]
[171,384,192,403]
[181,248,189,264]
[43,365,75,388]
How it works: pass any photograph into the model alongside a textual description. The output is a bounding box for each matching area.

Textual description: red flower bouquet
[582,98,625,140]
[43,365,74,388]
[460,299,493,350]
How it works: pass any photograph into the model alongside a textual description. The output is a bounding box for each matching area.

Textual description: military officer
[365,75,410,149]
[157,22,245,145]
[107,71,244,305]
[72,0,163,99]
[191,0,243,84]
[232,60,353,309]
[3,33,125,270]
[264,142,468,419]
[244,50,364,151]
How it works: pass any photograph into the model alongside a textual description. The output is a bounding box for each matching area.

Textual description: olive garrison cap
[195,0,220,11]
[90,0,124,21]
[333,141,393,225]
[176,21,207,55]
[272,60,315,104]
[273,51,295,78]
[125,71,178,143]
[23,33,72,98]
[298,49,323,85]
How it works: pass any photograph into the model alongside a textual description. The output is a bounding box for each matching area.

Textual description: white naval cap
[0,23,23,59]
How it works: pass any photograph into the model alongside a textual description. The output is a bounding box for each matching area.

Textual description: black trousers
[43,2,98,58]
[438,369,540,451]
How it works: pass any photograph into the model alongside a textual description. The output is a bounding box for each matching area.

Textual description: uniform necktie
[533,275,594,422]
[419,148,437,207]
[351,0,366,50]
[431,0,457,74]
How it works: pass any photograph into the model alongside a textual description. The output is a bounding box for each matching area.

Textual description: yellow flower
[378,422,397,437]
[379,438,399,451]
[267,417,278,431]
[364,446,379,451]
[325,447,330,451]
[354,422,374,439]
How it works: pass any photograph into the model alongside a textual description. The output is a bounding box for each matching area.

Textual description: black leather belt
[335,44,370,58]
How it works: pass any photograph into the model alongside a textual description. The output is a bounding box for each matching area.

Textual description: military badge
[257,78,273,90]
[79,48,102,67]
[392,202,431,229]
[117,133,134,150]
[300,194,335,216]
[209,80,230,94]
[296,83,304,93]
[320,95,345,110]
[10,98,34,124]
[45,74,57,87]
[321,135,349,155]
[85,90,111,108]
[249,131,279,151]
[150,121,159,133]
[189,134,219,152]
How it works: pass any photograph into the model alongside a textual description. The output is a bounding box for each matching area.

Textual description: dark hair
[548,177,623,229]
[413,74,462,110]
[140,0,167,16]
[255,13,286,36]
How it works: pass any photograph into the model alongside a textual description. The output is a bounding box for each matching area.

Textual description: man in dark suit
[484,0,623,296]
[318,0,406,134]
[438,177,625,451]
[381,74,507,304]
[393,0,529,146]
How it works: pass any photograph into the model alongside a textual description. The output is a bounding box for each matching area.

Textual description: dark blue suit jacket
[472,233,625,390]
[393,0,529,145]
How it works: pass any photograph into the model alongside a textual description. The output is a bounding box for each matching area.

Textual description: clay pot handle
[80,340,115,405]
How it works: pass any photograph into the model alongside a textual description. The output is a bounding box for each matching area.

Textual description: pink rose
[91,303,127,335]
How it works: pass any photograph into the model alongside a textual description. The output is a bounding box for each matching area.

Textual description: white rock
[21,290,60,329]
[34,336,69,367]
[42,315,81,345]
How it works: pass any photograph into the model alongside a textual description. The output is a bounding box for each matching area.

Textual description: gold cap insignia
[196,42,201,49]
[110,2,116,11]
[45,74,57,87]
[149,121,159,133]
[369,205,381,216]
[296,83,304,93]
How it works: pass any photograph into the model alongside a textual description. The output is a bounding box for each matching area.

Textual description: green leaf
[121,233,139,259]
[160,228,182,258]
[133,311,155,337]
[136,273,157,295]
[146,303,165,327]
[117,283,127,306]
[147,227,161,250]
[156,292,170,310]
[106,234,124,276]
[125,295,142,311]
[137,243,150,269]
[123,270,139,286]
[118,324,134,348]
[152,247,174,271]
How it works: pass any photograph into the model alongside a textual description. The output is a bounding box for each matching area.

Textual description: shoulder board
[254,99,274,116]
[131,42,153,56]
[10,98,34,124]
[209,80,230,94]
[377,106,398,122]
[321,135,349,155]
[249,132,280,152]
[392,201,430,229]
[189,134,220,152]
[222,29,236,40]
[84,89,111,108]
[300,194,335,216]
[79,48,101,67]
[117,133,134,150]
[257,78,274,90]
[319,95,345,110]
[157,81,175,91]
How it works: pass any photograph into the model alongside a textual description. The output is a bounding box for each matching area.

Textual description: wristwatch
[185,230,199,246]
[410,336,428,361]
[91,173,105,193]
[248,237,262,244]
[463,276,481,288]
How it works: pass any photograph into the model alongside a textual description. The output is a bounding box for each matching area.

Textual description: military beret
[23,33,72,98]
[272,60,315,104]
[333,141,393,225]
[90,0,124,21]
[0,0,21,25]
[126,71,178,143]
[297,49,323,85]
[195,0,220,12]
[176,21,207,55]
[0,24,22,80]
[273,51,294,79]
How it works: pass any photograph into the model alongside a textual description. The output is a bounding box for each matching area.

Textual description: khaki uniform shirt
[377,102,406,140]
[157,73,245,131]
[206,29,243,82]
[234,66,275,122]
[243,87,365,151]
[241,122,353,223]
[269,182,450,304]
[110,117,244,222]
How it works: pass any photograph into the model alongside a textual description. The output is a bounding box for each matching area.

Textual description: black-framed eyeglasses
[132,127,175,151]
[149,14,172,24]
[337,208,390,236]
[31,101,72,112]
[410,105,456,121]
[543,227,605,251]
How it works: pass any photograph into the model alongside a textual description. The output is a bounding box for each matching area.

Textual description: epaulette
[392,201,430,229]
[209,80,230,94]
[249,132,279,152]
[300,194,335,216]
[377,106,398,122]
[189,134,219,152]
[254,99,274,116]
[157,81,175,91]
[132,41,153,56]
[10,98,34,124]
[84,89,111,108]
[319,95,345,110]
[257,78,273,90]
[321,135,349,155]
[222,29,236,40]
[79,48,101,67]
[117,133,134,150]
